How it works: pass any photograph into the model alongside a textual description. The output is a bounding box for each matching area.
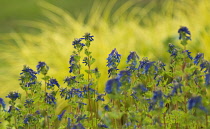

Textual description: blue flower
[81,32,94,41]
[67,118,71,129]
[107,48,121,77]
[105,78,121,94]
[72,38,85,50]
[127,51,139,70]
[47,78,60,88]
[168,43,178,57]
[24,114,35,125]
[76,102,87,109]
[69,54,80,73]
[24,99,34,108]
[96,93,106,101]
[184,50,193,60]
[64,76,77,86]
[168,80,183,96]
[118,70,131,85]
[76,115,88,123]
[98,123,108,128]
[148,90,164,111]
[0,98,6,109]
[72,123,85,129]
[205,74,210,86]
[133,84,148,93]
[20,66,37,81]
[188,96,207,113]
[104,105,110,111]
[58,110,66,121]
[194,53,204,65]
[45,92,56,105]
[178,26,191,40]
[6,92,21,101]
[36,61,49,75]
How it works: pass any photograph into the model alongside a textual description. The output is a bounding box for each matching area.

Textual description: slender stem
[206,114,208,128]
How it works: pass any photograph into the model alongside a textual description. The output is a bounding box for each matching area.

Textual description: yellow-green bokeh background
[0,0,210,104]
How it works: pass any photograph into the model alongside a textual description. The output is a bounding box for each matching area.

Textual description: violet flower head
[96,93,106,101]
[67,118,71,129]
[47,78,60,88]
[188,96,207,113]
[45,92,56,105]
[205,74,210,86]
[6,92,21,101]
[58,110,66,121]
[81,32,94,41]
[0,98,6,109]
[76,102,87,109]
[127,51,139,71]
[168,43,178,57]
[36,61,49,75]
[64,76,77,86]
[20,66,37,81]
[104,105,110,111]
[178,26,191,40]
[184,50,193,60]
[72,123,85,129]
[194,53,204,65]
[105,78,121,94]
[107,48,121,77]
[98,124,108,128]
[72,38,85,50]
[24,99,34,108]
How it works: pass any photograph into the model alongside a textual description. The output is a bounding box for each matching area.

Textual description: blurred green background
[0,0,210,101]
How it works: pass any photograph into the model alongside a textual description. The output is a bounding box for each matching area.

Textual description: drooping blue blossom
[104,105,110,111]
[47,78,60,89]
[107,48,121,77]
[67,118,71,129]
[83,85,96,95]
[58,110,66,121]
[72,38,85,51]
[96,93,106,101]
[127,51,139,71]
[168,80,183,97]
[178,26,191,40]
[76,102,87,109]
[205,74,210,86]
[69,54,80,73]
[0,98,6,110]
[188,96,207,113]
[76,114,88,123]
[45,92,56,105]
[24,99,34,108]
[36,61,49,75]
[64,88,83,100]
[80,32,94,42]
[183,50,193,60]
[105,78,121,94]
[24,81,36,87]
[24,114,35,125]
[138,58,156,74]
[168,43,178,57]
[133,84,148,93]
[60,88,67,99]
[72,123,85,129]
[98,123,108,128]
[148,90,164,111]
[194,53,204,65]
[117,70,131,87]
[64,76,77,86]
[20,66,37,81]
[6,92,21,101]
[131,92,138,100]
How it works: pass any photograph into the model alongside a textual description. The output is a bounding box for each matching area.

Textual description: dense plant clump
[0,27,209,129]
